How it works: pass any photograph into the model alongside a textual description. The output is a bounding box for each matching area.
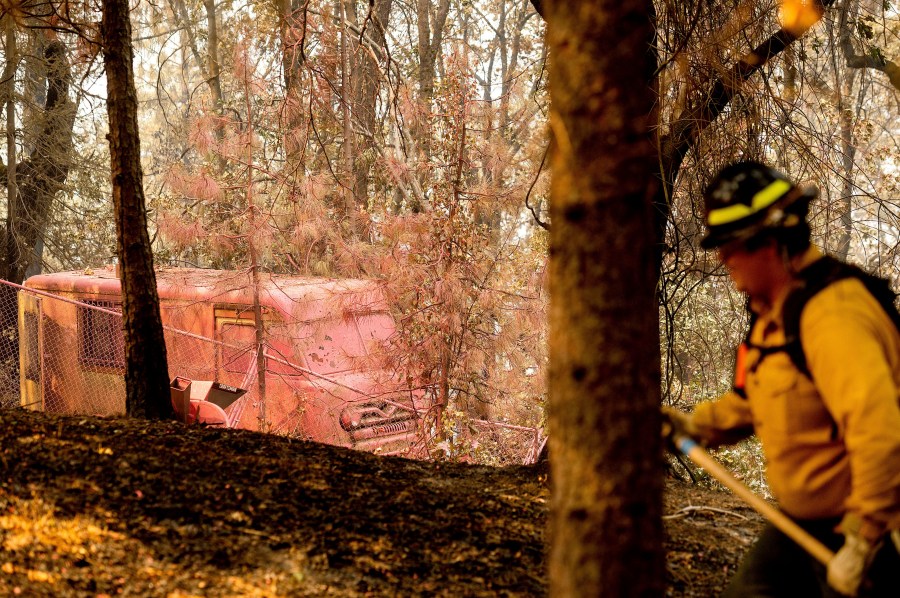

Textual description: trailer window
[77,301,125,370]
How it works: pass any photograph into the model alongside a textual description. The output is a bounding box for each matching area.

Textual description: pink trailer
[18,266,432,456]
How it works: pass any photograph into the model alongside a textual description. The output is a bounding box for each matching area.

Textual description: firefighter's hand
[661,407,695,441]
[827,532,877,597]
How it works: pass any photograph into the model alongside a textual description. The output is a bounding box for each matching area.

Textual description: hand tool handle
[674,435,835,566]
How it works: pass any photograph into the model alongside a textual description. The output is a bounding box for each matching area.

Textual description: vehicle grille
[340,399,418,441]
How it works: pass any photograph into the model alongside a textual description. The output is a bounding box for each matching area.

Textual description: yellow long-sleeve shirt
[692,249,900,541]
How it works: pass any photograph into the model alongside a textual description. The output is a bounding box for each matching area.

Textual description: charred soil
[0,409,762,596]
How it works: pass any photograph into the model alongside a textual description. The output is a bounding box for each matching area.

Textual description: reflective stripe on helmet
[707,179,792,226]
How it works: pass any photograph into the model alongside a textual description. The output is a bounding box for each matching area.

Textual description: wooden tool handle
[676,435,835,566]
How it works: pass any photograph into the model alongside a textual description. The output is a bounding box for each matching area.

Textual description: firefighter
[664,160,900,597]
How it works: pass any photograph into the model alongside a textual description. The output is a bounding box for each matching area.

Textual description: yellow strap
[708,179,792,226]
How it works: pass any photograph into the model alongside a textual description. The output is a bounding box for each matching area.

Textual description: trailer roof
[23,265,390,320]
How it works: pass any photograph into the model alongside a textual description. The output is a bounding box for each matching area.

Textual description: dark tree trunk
[350,0,392,213]
[280,0,306,164]
[1,40,76,284]
[412,0,451,179]
[545,0,664,595]
[415,0,450,105]
[101,0,173,420]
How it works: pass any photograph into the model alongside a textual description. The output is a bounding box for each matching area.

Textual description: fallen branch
[663,505,749,521]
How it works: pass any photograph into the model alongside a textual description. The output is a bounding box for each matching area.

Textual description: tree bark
[832,0,861,260]
[101,0,173,420]
[165,0,224,110]
[545,0,664,595]
[350,0,392,212]
[1,39,76,284]
[415,0,450,105]
[203,0,224,111]
[4,17,18,274]
[339,0,356,228]
[412,0,451,176]
[279,0,313,175]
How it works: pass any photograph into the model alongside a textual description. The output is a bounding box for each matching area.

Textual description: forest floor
[0,408,764,597]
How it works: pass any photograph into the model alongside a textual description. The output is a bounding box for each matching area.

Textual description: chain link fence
[7,281,261,422]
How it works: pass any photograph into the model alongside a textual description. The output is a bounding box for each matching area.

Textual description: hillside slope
[0,409,762,596]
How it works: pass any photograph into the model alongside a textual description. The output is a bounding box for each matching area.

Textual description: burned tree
[0,36,76,407]
[101,0,173,419]
[545,0,664,594]
[1,39,75,284]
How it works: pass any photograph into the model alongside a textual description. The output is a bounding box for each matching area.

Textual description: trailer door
[18,292,42,410]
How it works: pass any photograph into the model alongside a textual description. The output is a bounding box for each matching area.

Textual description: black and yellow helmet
[700,160,817,250]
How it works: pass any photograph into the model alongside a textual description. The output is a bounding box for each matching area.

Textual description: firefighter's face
[717,240,780,298]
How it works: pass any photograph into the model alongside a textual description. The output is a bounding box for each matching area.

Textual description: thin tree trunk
[203,0,224,110]
[166,0,222,109]
[413,0,451,176]
[834,0,861,260]
[350,0,392,225]
[280,0,307,167]
[339,0,356,229]
[101,0,172,419]
[835,105,856,260]
[545,0,664,594]
[247,100,268,432]
[4,17,17,274]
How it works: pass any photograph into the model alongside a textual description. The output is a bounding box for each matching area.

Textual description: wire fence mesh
[0,271,543,464]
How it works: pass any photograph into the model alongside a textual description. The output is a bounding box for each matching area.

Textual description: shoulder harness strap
[781,256,900,379]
